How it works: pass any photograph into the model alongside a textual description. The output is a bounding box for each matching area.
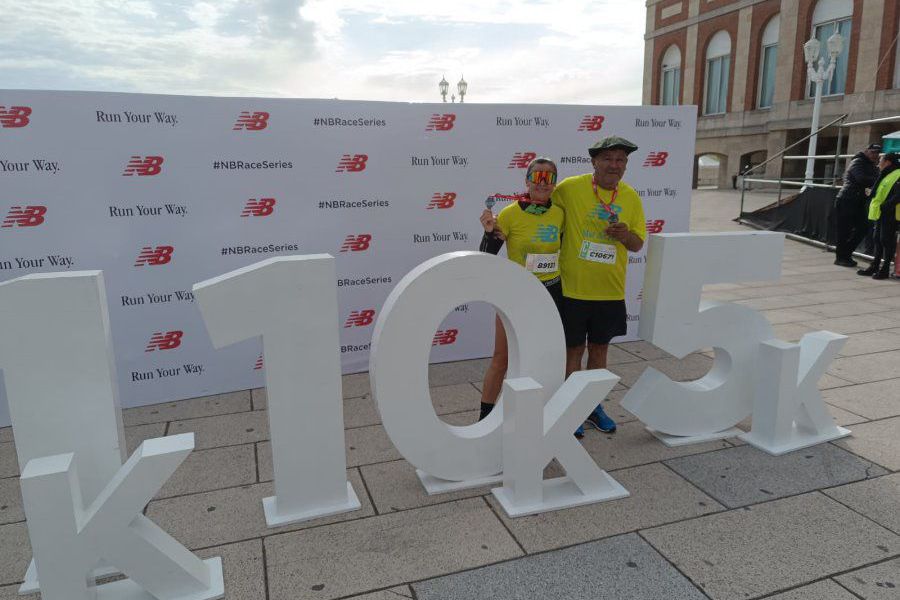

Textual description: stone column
[765,130,789,179]
[643,4,655,105]
[683,24,699,106]
[772,0,799,123]
[847,125,875,155]
[731,6,754,113]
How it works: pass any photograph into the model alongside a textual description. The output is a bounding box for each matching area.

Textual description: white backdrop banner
[0,91,695,425]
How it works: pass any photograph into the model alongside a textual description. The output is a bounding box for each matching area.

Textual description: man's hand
[605,222,643,252]
[605,222,629,243]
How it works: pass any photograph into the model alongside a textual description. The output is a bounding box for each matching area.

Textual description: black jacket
[836,152,879,203]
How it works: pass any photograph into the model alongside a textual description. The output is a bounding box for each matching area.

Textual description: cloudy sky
[3,0,647,105]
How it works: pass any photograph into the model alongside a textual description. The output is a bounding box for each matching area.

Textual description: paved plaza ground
[1,189,899,599]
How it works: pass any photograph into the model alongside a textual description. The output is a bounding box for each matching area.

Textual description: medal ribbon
[591,178,618,221]
[486,192,550,214]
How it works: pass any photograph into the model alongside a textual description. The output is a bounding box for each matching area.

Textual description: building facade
[643,0,900,187]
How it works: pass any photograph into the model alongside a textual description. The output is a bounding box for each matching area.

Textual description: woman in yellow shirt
[477,158,581,435]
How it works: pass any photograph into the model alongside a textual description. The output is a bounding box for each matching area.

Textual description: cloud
[3,0,645,104]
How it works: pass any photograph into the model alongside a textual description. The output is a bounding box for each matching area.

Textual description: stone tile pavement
[1,189,899,599]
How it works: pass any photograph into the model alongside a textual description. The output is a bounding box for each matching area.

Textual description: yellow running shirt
[495,201,564,283]
[551,174,647,300]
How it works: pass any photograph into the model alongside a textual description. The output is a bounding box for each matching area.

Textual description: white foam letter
[0,271,127,592]
[739,332,850,454]
[492,371,629,517]
[194,255,360,527]
[20,433,223,600]
[370,252,565,490]
[622,232,783,441]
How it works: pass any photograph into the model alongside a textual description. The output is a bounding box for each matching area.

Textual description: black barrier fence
[739,187,839,245]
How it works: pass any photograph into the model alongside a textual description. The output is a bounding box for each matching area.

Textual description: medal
[592,179,619,223]
[485,196,496,210]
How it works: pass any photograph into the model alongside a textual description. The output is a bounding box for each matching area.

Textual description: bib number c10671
[578,241,616,264]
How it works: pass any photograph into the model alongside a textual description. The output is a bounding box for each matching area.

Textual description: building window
[704,31,731,115]
[660,45,681,105]
[807,0,852,97]
[758,15,779,108]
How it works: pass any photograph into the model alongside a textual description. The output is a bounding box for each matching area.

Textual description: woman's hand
[480,209,496,233]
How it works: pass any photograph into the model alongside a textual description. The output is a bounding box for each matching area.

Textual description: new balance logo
[344,309,376,328]
[642,152,668,167]
[0,106,31,128]
[426,113,456,131]
[134,246,174,266]
[241,198,276,217]
[577,115,604,131]
[2,205,46,228]
[340,234,372,252]
[426,193,456,209]
[590,204,622,221]
[122,156,164,176]
[145,330,183,352]
[507,152,537,169]
[232,111,270,131]
[646,219,665,234]
[532,224,559,243]
[432,329,458,346]
[336,154,368,173]
[254,354,264,370]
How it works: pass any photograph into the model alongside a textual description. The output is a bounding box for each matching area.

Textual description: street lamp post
[803,32,843,187]
[439,76,449,103]
[439,76,468,103]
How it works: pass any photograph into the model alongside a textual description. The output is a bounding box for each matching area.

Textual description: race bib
[525,252,559,273]
[578,241,617,264]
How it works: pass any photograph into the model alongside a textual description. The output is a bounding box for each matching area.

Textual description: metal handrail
[742,178,839,189]
[840,115,900,127]
[736,112,900,262]
[739,113,848,177]
[782,154,854,160]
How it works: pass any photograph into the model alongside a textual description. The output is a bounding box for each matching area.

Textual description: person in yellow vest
[552,136,648,434]
[857,153,900,279]
[478,157,577,431]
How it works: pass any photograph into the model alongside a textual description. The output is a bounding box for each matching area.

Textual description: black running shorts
[561,297,627,347]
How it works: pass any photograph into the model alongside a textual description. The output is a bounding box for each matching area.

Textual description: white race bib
[578,241,617,265]
[525,252,559,273]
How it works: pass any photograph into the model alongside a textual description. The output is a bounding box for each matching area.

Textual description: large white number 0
[370,252,565,491]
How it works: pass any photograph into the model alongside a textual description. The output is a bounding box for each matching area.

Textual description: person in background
[857,152,900,279]
[834,143,881,267]
[478,157,580,434]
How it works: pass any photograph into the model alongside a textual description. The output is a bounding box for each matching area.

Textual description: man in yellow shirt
[552,136,647,433]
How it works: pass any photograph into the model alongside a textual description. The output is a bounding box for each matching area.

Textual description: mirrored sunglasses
[527,170,557,185]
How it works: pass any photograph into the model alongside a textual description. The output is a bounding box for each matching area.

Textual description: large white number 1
[194,255,360,527]
[622,232,784,438]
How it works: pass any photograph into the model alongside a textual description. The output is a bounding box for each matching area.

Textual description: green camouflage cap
[588,136,639,157]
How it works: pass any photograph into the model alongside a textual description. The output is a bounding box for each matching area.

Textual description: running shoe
[587,405,617,433]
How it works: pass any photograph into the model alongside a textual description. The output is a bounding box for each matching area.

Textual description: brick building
[643,0,900,187]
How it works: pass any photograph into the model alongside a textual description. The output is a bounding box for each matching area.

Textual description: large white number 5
[622,232,784,438]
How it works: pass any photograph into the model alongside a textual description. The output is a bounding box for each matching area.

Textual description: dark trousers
[834,197,870,260]
[872,210,898,270]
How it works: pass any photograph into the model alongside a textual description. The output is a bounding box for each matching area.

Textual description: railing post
[833,121,844,188]
[740,176,746,217]
[777,155,785,206]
